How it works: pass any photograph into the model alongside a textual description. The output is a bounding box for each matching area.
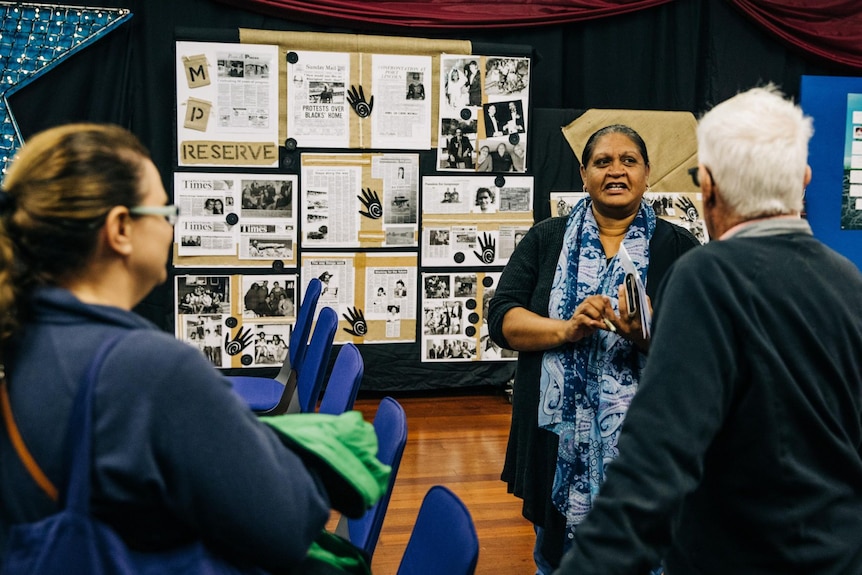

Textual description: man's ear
[102,206,133,256]
[703,182,717,208]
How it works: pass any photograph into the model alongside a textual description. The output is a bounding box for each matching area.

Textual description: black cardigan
[487,215,699,567]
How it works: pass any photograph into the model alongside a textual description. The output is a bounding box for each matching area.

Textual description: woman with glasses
[488,124,700,574]
[0,124,332,570]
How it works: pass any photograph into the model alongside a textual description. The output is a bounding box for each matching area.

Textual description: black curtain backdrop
[8,0,859,390]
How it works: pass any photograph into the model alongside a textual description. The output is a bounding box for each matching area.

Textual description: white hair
[696,84,813,218]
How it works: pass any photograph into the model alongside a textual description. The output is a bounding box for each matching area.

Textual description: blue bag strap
[62,334,125,513]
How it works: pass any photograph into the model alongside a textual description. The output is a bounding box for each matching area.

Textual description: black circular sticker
[272,260,284,271]
[225,212,239,226]
[241,354,253,365]
[459,108,472,120]
[495,175,506,188]
[482,275,495,287]
[286,51,299,64]
[453,252,465,264]
[464,326,476,337]
[225,316,238,328]
[508,133,520,145]
[468,313,480,324]
[281,155,295,169]
[284,138,298,151]
[465,298,477,310]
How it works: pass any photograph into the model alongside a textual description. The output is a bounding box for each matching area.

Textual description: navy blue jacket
[0,287,330,571]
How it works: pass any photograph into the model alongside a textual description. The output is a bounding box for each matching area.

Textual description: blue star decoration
[0,4,132,176]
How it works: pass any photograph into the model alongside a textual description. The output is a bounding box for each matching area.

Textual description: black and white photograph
[499,184,532,211]
[439,118,478,170]
[243,236,293,260]
[454,275,477,298]
[440,56,481,114]
[471,186,497,214]
[385,227,416,245]
[248,323,293,367]
[483,100,525,138]
[422,301,464,336]
[429,229,450,245]
[309,80,343,104]
[176,275,230,316]
[181,235,202,247]
[218,56,244,79]
[385,188,418,225]
[183,315,225,367]
[425,337,477,361]
[240,178,293,217]
[423,274,451,299]
[405,72,425,100]
[241,274,297,319]
[483,56,530,97]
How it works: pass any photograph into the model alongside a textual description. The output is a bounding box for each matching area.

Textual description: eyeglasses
[688,165,716,188]
[129,204,180,226]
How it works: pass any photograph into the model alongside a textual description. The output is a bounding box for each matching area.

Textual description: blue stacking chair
[396,485,478,575]
[229,278,322,415]
[337,396,408,559]
[290,306,339,413]
[317,343,364,416]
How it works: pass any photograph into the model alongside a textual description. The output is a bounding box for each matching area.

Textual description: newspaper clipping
[373,154,419,246]
[421,271,516,362]
[175,274,298,369]
[287,51,350,148]
[302,257,355,309]
[421,175,534,267]
[176,41,279,167]
[302,153,420,248]
[370,53,432,150]
[301,165,362,247]
[174,173,298,262]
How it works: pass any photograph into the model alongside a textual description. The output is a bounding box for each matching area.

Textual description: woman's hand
[501,292,647,353]
[563,294,615,343]
[501,297,609,352]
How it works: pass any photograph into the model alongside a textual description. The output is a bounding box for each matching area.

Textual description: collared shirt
[720,214,812,240]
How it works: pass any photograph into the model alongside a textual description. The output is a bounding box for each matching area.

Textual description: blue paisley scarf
[539,197,656,530]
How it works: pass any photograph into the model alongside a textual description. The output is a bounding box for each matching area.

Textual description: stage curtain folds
[214,0,862,71]
[212,0,673,29]
[729,0,862,69]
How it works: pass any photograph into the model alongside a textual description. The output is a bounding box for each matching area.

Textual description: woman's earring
[646,183,652,193]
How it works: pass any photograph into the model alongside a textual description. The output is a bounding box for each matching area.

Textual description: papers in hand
[617,243,651,340]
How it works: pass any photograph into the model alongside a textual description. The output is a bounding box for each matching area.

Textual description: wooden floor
[328,387,535,574]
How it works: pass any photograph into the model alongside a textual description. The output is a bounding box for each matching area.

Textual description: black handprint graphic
[473,232,496,264]
[343,307,368,337]
[224,325,254,356]
[358,188,383,219]
[346,85,374,118]
[676,196,700,223]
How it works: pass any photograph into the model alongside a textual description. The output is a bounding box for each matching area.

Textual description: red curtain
[213,0,862,70]
[729,1,862,69]
[211,0,673,29]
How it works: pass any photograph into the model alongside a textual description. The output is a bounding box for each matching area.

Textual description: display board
[800,75,862,271]
[173,30,533,389]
